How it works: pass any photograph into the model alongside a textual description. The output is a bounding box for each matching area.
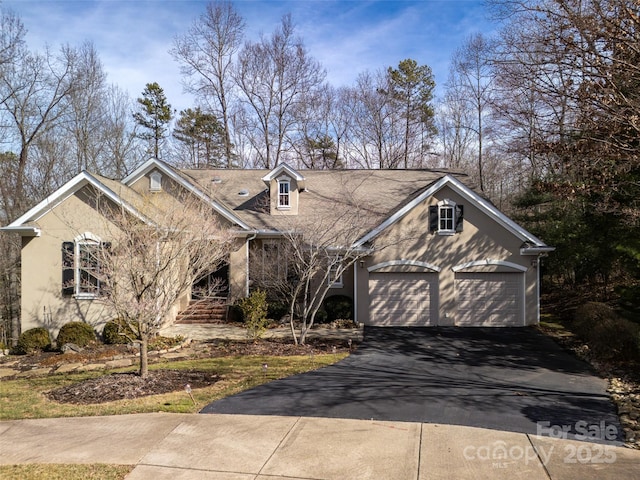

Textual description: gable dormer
[261,163,305,216]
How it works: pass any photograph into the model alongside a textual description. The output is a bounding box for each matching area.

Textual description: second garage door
[455,272,524,326]
[369,272,437,326]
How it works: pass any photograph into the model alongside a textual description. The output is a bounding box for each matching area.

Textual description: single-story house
[2,158,553,334]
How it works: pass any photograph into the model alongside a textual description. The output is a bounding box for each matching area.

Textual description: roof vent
[238,189,249,196]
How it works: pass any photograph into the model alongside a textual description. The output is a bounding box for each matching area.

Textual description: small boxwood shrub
[314,309,328,324]
[103,318,137,344]
[56,322,96,348]
[13,327,51,354]
[267,301,289,321]
[573,302,640,361]
[323,295,353,322]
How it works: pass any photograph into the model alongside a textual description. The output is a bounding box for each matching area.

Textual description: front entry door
[192,263,229,299]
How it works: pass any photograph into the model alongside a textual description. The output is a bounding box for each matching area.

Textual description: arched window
[62,233,110,298]
[149,171,162,191]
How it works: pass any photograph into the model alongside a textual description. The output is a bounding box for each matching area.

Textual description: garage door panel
[369,272,436,326]
[455,272,523,327]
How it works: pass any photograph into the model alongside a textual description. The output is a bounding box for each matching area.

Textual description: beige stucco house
[2,159,553,334]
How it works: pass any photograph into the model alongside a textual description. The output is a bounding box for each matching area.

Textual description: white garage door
[369,272,437,326]
[455,272,524,326]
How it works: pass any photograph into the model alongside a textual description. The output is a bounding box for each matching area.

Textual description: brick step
[176,299,228,324]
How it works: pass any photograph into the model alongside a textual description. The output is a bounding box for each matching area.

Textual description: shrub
[573,302,640,361]
[103,318,137,344]
[227,304,243,323]
[13,327,51,355]
[56,322,96,348]
[267,302,289,321]
[238,290,269,339]
[149,335,184,351]
[323,295,353,322]
[314,309,328,324]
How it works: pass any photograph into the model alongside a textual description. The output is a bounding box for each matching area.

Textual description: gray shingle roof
[181,168,469,239]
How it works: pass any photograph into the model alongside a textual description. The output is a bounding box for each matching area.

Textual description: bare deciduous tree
[95,192,234,377]
[250,174,418,345]
[342,70,399,169]
[66,41,108,174]
[101,84,144,178]
[234,14,325,168]
[447,33,496,192]
[0,43,79,218]
[171,1,245,167]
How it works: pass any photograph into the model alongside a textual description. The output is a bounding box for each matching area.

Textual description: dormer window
[429,199,464,235]
[261,163,305,216]
[278,178,290,209]
[149,171,162,192]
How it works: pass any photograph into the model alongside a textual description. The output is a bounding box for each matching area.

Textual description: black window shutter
[429,206,438,232]
[62,242,74,296]
[455,205,464,232]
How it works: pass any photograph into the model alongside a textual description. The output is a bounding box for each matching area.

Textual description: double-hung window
[328,256,343,288]
[278,179,290,208]
[439,203,455,233]
[429,199,464,235]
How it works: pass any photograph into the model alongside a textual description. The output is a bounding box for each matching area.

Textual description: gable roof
[3,160,552,253]
[353,174,551,249]
[181,168,460,240]
[1,171,157,236]
[123,158,250,229]
[260,163,306,190]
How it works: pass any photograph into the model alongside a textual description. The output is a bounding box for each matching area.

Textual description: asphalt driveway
[201,327,623,443]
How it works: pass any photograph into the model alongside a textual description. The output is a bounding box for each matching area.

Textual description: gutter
[0,225,41,237]
[520,246,555,256]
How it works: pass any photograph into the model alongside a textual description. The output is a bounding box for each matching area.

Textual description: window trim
[73,233,104,299]
[259,239,288,281]
[438,200,456,235]
[149,171,162,191]
[429,199,464,235]
[277,177,291,209]
[328,257,344,288]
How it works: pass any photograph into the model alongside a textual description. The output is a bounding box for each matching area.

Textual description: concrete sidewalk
[1,413,638,479]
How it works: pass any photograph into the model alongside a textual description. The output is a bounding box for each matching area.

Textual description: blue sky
[5,0,497,111]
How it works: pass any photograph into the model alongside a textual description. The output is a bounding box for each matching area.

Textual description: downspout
[245,232,258,297]
[536,256,541,324]
[354,261,358,325]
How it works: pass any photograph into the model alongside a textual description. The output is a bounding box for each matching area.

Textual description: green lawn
[0,464,133,480]
[0,352,346,480]
[0,353,345,420]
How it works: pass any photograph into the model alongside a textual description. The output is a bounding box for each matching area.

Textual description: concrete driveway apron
[201,327,623,443]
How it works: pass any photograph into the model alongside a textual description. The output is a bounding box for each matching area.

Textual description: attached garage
[369,271,438,326]
[455,272,525,327]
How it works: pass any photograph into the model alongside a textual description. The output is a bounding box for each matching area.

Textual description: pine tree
[133,82,173,159]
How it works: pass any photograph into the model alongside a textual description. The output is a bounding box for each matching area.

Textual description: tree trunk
[139,336,149,378]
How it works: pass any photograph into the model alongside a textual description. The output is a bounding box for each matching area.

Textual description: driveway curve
[200,327,622,443]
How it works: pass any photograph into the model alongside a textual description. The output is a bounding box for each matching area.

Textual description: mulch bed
[46,370,219,404]
[31,336,356,406]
